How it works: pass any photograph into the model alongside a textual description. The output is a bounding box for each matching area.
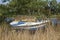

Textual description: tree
[0,0,58,18]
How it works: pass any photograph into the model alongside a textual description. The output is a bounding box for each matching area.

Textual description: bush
[0,16,6,23]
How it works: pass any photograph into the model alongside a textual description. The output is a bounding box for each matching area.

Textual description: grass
[0,22,60,40]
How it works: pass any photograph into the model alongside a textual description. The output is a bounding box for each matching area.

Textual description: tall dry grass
[0,22,60,40]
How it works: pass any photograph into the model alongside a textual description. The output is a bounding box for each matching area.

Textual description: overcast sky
[0,0,60,4]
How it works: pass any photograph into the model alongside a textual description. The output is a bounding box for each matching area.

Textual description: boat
[10,20,49,30]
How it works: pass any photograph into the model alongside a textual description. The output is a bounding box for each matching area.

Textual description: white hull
[10,20,49,27]
[10,20,49,30]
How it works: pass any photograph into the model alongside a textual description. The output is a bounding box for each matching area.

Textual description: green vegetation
[0,0,60,22]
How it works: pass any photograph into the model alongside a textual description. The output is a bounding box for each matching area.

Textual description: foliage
[0,0,60,22]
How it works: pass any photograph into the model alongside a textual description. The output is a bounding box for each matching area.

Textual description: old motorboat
[10,20,49,30]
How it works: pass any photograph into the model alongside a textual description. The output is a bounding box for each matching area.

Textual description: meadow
[0,22,60,40]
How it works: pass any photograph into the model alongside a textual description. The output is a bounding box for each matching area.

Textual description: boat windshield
[18,21,25,25]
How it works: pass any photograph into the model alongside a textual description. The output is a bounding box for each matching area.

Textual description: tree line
[0,0,60,22]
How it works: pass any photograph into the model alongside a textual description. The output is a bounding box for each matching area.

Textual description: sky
[57,0,60,2]
[0,0,9,4]
[0,0,60,4]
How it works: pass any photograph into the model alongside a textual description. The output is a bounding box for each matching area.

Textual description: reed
[0,22,60,40]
